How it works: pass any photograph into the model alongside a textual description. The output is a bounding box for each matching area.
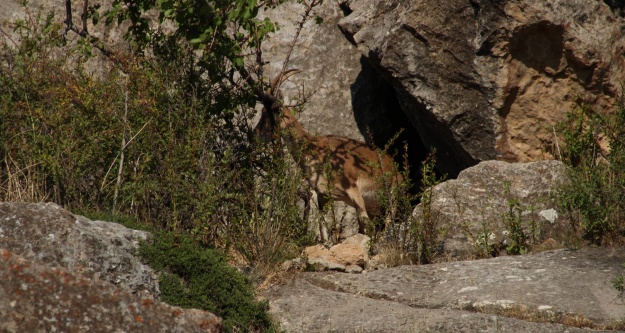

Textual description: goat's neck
[279,108,321,168]
[280,107,312,142]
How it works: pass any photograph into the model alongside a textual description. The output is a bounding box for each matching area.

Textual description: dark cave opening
[604,0,625,16]
[350,57,431,194]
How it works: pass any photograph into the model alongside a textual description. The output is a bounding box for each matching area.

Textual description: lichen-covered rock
[339,0,625,175]
[0,202,158,297]
[412,160,568,259]
[267,247,625,333]
[0,249,222,333]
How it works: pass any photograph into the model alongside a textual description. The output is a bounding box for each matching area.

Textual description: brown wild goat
[255,70,402,235]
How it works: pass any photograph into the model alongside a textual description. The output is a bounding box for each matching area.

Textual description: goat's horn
[270,69,301,92]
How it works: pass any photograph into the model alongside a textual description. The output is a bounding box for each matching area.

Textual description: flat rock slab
[267,248,625,332]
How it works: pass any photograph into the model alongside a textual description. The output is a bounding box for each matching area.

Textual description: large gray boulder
[339,0,625,175]
[0,202,224,332]
[411,160,568,259]
[0,248,222,333]
[0,202,158,297]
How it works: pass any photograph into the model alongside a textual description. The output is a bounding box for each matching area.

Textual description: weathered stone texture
[339,0,625,174]
[0,249,222,333]
[0,202,158,297]
[267,247,625,333]
[303,234,370,271]
[412,160,568,259]
[259,0,365,141]
[0,203,224,332]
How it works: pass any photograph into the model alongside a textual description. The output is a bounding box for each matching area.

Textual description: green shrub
[139,232,275,332]
[502,182,528,255]
[411,152,443,264]
[613,271,625,301]
[557,97,625,245]
[0,4,310,281]
[227,151,312,274]
[375,148,443,265]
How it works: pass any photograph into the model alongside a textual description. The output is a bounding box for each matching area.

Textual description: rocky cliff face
[338,0,625,176]
[258,1,366,141]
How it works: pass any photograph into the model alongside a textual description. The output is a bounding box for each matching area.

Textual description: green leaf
[42,24,52,35]
[91,12,100,25]
[190,37,204,45]
[233,57,244,68]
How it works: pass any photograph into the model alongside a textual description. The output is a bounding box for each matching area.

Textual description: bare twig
[100,119,152,191]
[552,125,562,161]
[63,0,73,36]
[81,0,89,35]
[113,85,129,210]
[0,26,18,48]
[273,0,321,95]
[63,0,124,70]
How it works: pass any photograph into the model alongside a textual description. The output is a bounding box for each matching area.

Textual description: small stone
[539,209,558,223]
[303,245,331,261]
[328,262,346,272]
[281,260,293,271]
[307,258,330,271]
[345,265,363,274]
[329,243,368,266]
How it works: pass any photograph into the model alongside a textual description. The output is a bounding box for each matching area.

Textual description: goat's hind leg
[315,191,331,243]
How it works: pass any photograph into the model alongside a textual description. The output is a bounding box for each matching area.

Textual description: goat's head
[254,69,301,143]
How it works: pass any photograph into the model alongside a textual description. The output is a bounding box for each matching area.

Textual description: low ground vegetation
[139,232,276,332]
[556,97,625,246]
[372,150,443,266]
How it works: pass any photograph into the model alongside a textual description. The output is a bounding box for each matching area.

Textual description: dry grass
[371,241,414,268]
[0,156,50,203]
[529,237,566,253]
[226,245,301,292]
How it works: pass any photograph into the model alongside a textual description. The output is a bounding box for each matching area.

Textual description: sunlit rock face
[339,0,625,176]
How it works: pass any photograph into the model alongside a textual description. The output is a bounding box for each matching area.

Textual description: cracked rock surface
[266,247,625,332]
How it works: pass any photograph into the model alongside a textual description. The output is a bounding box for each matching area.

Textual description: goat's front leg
[315,191,331,243]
